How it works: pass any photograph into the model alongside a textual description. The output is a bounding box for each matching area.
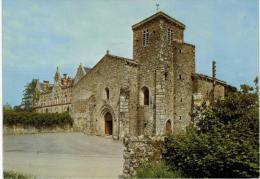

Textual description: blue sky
[3,0,259,106]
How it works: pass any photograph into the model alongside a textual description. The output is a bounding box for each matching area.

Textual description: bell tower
[132,11,195,135]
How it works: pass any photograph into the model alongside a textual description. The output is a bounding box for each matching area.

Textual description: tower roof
[132,11,185,30]
[54,66,61,81]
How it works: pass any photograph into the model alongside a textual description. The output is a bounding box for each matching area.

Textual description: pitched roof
[195,73,226,84]
[132,11,185,30]
[194,73,236,90]
[106,54,137,65]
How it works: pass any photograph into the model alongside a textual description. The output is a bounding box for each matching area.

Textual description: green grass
[3,170,33,179]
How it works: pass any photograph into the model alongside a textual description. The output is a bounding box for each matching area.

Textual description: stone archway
[99,104,116,138]
[104,112,113,135]
[165,120,172,134]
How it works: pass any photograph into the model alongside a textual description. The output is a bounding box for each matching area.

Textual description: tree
[164,80,259,178]
[240,84,254,94]
[254,76,259,94]
[3,103,12,111]
[13,105,24,112]
[21,79,40,111]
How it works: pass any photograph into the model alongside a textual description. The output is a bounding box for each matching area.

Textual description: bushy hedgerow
[4,170,33,179]
[164,91,259,178]
[136,161,183,178]
[3,110,73,129]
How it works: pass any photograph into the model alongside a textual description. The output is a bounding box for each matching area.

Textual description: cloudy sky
[3,0,259,106]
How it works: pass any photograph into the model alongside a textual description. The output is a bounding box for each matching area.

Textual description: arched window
[64,95,67,103]
[45,108,48,113]
[166,120,172,134]
[67,107,70,112]
[105,87,109,100]
[141,86,149,105]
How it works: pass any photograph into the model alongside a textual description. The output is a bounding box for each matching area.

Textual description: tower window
[105,87,109,100]
[167,28,173,44]
[141,86,149,105]
[179,116,182,120]
[179,74,182,79]
[164,72,168,80]
[142,29,149,47]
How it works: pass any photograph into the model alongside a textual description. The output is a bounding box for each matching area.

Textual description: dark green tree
[3,103,12,111]
[21,79,39,111]
[254,76,259,94]
[164,80,259,178]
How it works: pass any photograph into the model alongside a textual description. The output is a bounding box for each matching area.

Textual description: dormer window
[142,29,149,47]
[167,28,173,44]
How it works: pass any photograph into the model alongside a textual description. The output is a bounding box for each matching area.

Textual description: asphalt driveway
[3,133,124,178]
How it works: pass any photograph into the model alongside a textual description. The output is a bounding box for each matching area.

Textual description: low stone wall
[3,125,74,135]
[123,135,165,178]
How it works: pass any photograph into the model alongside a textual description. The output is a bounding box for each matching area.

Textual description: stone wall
[172,42,195,133]
[193,76,227,101]
[3,125,73,135]
[123,135,164,178]
[72,53,138,140]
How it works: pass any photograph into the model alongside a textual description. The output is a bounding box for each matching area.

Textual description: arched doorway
[166,120,172,134]
[104,112,113,135]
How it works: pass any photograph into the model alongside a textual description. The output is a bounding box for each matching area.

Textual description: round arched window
[105,87,109,100]
[165,120,172,134]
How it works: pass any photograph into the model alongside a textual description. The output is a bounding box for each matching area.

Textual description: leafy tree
[164,80,259,178]
[3,103,12,111]
[240,84,254,94]
[254,76,259,94]
[21,79,40,111]
[13,105,24,112]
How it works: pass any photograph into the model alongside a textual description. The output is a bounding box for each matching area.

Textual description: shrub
[136,161,183,178]
[3,110,73,129]
[164,91,259,178]
[3,170,33,179]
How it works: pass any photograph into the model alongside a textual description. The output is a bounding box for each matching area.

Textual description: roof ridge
[106,53,133,61]
[132,11,185,30]
[195,73,227,84]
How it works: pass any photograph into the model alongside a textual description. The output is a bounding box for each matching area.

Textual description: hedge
[3,110,73,129]
[3,170,32,179]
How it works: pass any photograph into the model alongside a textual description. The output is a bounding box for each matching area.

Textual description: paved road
[3,133,124,178]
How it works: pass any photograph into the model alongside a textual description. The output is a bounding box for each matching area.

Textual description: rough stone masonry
[35,11,236,140]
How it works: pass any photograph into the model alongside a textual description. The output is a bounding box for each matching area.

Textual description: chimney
[43,80,49,90]
[63,74,69,86]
